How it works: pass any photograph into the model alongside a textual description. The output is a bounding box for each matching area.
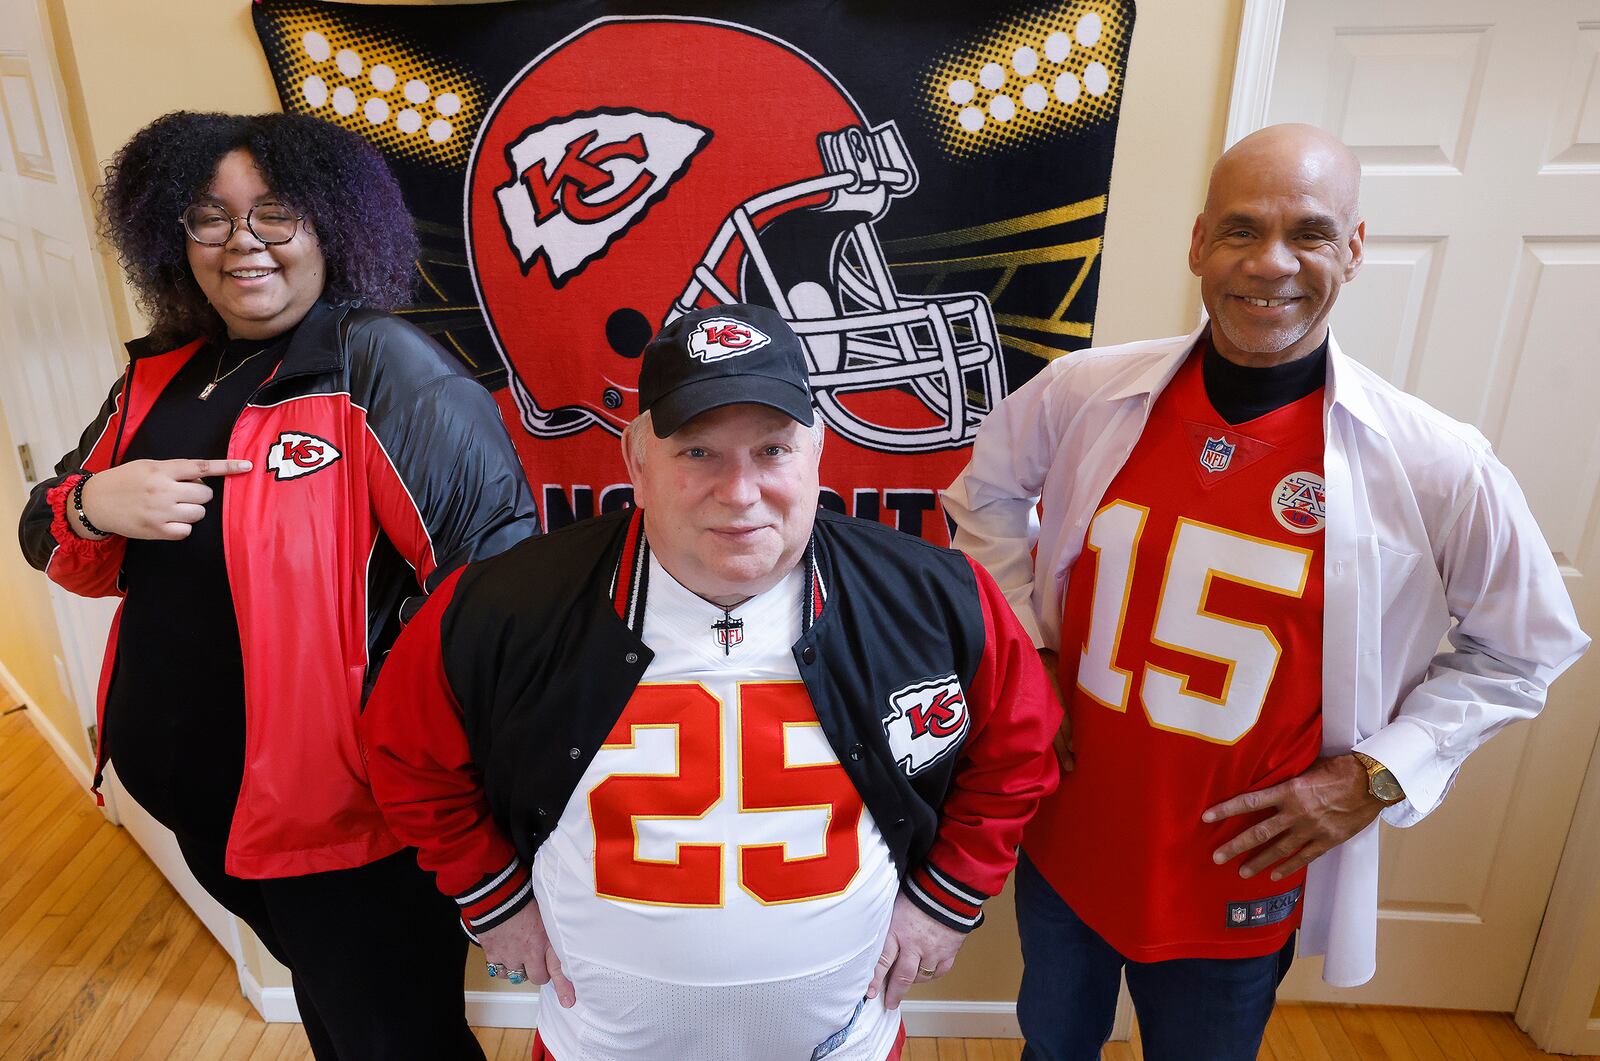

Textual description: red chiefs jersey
[1025,349,1327,961]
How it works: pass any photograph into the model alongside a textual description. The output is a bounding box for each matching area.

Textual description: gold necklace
[198,343,269,400]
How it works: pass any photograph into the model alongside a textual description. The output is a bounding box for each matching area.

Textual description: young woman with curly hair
[18,111,538,1060]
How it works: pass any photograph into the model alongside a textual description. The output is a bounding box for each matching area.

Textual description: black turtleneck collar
[1201,329,1329,425]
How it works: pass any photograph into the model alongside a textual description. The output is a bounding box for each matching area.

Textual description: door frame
[1225,0,1287,149]
[1225,0,1600,1048]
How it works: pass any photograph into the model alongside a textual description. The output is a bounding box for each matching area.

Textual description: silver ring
[486,962,507,978]
[918,964,938,976]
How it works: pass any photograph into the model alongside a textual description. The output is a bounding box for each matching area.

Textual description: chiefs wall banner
[253,0,1136,544]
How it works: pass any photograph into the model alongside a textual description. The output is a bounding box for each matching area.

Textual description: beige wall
[37,0,1243,1005]
[1095,0,1241,348]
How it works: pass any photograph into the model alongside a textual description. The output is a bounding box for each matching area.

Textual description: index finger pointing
[175,458,253,479]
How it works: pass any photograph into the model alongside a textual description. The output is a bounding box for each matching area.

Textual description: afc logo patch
[883,674,969,776]
[1271,471,1326,534]
[266,432,341,481]
[688,317,772,362]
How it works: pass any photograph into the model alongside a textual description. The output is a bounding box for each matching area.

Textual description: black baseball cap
[637,304,815,438]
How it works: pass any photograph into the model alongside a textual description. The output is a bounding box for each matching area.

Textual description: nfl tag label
[1226,885,1303,929]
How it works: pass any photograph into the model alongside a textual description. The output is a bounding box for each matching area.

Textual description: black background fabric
[252,1,1137,542]
[254,0,1135,395]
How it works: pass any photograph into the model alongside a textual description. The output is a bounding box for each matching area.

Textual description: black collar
[123,298,355,386]
[1200,327,1329,425]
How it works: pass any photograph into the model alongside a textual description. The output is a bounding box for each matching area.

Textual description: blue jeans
[1014,852,1295,1061]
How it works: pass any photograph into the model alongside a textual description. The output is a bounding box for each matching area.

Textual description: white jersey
[532,556,901,1061]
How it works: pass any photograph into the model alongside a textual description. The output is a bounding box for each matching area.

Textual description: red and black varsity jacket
[18,298,537,878]
[360,505,1061,936]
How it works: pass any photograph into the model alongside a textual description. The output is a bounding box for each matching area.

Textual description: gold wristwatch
[1352,751,1405,805]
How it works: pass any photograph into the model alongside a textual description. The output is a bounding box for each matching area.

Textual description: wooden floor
[1,699,1592,1061]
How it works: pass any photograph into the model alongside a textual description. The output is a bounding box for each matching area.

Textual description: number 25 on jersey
[588,681,863,908]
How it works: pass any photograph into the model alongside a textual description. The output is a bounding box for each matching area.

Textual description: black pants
[178,839,485,1061]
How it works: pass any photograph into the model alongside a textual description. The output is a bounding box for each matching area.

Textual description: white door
[1252,0,1600,1010]
[0,0,246,971]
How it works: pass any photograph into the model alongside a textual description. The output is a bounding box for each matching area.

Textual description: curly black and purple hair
[97,111,418,345]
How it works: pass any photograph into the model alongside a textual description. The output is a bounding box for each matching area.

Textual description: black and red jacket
[18,298,537,878]
[360,505,1061,935]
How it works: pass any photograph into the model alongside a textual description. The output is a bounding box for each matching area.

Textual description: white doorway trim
[0,658,92,791]
[1225,0,1286,148]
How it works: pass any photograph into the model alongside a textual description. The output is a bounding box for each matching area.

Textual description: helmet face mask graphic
[468,16,1004,453]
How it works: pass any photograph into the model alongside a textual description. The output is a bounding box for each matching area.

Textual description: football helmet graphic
[467,17,1003,453]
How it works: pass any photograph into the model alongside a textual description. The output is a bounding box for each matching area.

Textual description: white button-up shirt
[943,326,1589,986]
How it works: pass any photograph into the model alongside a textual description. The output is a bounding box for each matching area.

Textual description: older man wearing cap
[360,303,1060,1061]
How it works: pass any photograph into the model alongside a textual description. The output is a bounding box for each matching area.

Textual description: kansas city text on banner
[253,0,1136,544]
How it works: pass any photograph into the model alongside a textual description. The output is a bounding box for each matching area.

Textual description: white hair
[624,408,824,466]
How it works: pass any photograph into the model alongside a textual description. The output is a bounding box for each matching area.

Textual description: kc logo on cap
[687,317,773,363]
[638,303,815,437]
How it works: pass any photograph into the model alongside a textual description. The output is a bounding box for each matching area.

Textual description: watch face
[1372,772,1404,803]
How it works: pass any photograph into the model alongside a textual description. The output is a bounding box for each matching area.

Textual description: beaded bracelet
[71,473,108,539]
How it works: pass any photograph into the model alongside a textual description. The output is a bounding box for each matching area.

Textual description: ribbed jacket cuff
[454,857,533,941]
[904,860,988,933]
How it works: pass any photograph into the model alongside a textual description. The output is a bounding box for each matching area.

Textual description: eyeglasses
[179,203,305,247]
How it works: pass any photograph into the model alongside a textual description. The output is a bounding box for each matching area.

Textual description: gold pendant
[198,382,217,400]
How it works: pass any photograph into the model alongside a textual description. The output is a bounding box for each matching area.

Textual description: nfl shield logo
[1230,907,1247,925]
[712,616,744,653]
[1200,435,1235,473]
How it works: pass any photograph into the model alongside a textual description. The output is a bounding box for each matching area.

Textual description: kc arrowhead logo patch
[493,109,709,286]
[687,317,772,362]
[883,674,969,776]
[267,432,341,481]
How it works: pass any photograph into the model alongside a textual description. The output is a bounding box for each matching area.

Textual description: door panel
[1264,0,1600,1009]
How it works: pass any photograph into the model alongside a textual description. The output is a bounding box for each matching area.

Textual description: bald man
[944,124,1587,1060]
